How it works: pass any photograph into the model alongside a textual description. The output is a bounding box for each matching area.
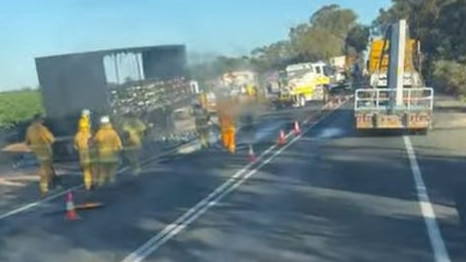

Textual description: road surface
[1,96,466,262]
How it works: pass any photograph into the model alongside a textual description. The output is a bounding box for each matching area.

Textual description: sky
[0,0,391,90]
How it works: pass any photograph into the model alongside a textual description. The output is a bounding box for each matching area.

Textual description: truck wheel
[418,128,428,136]
[299,95,306,107]
[411,128,427,136]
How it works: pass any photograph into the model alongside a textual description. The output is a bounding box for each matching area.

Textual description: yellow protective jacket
[78,115,91,131]
[218,100,235,132]
[25,122,55,161]
[121,118,146,148]
[74,129,91,164]
[93,124,122,163]
[125,129,141,149]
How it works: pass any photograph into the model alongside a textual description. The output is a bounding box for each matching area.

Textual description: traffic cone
[293,121,301,136]
[65,190,79,221]
[277,130,286,145]
[247,144,256,163]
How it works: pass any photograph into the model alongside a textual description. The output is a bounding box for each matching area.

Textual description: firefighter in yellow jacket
[25,114,55,196]
[218,97,236,154]
[193,102,211,148]
[74,120,93,190]
[78,109,92,131]
[121,113,146,175]
[93,116,122,185]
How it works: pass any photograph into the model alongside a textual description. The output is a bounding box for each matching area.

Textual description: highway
[1,96,466,262]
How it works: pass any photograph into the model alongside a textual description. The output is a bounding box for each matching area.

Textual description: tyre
[299,95,306,107]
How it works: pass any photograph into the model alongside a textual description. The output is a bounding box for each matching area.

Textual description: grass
[0,89,44,130]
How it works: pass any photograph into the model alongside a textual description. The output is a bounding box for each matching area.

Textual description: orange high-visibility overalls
[218,99,236,154]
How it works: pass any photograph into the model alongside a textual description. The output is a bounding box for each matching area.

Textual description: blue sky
[0,0,391,90]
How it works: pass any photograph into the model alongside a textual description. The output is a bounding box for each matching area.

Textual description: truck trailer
[29,45,197,161]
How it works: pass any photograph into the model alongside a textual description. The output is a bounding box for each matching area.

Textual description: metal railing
[354,87,434,111]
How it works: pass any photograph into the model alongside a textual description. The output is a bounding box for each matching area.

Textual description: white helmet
[82,109,90,116]
[100,116,110,124]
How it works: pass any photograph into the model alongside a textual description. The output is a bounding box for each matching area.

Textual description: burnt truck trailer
[32,45,194,161]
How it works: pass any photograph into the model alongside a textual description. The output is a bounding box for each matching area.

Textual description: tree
[345,24,370,54]
[310,4,358,39]
[372,0,466,95]
[287,5,359,60]
[192,4,369,81]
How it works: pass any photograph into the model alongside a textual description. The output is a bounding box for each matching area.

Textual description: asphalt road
[0,99,327,262]
[1,96,466,262]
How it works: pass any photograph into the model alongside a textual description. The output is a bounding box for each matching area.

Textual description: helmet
[100,116,110,124]
[82,109,90,116]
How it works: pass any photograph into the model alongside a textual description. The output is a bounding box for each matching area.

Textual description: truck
[199,91,217,114]
[272,61,330,108]
[353,20,433,134]
[221,70,259,104]
[17,46,200,161]
[367,38,422,88]
[328,56,347,84]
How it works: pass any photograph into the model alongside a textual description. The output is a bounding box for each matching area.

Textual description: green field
[0,89,43,129]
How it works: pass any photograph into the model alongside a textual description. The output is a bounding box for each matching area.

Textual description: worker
[25,114,56,196]
[193,101,211,149]
[93,116,122,186]
[78,109,92,131]
[218,97,236,154]
[198,92,207,110]
[74,120,93,190]
[121,112,147,139]
[121,112,146,175]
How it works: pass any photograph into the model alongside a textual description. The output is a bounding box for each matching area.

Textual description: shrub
[432,60,466,97]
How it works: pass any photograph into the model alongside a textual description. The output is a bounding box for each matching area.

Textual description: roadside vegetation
[0,89,43,130]
[190,4,370,87]
[192,0,466,98]
[373,0,466,98]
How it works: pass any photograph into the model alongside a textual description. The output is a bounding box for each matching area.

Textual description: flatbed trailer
[354,87,433,133]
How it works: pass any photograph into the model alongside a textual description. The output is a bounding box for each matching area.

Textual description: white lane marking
[121,100,347,262]
[403,136,451,262]
[0,179,27,187]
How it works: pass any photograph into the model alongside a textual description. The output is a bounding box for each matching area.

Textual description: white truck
[328,56,347,84]
[272,61,330,108]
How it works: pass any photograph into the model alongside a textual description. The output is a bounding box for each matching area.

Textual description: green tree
[373,0,466,95]
[288,5,360,60]
[192,4,370,82]
[345,24,370,54]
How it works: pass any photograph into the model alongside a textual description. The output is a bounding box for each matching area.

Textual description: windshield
[1,1,454,262]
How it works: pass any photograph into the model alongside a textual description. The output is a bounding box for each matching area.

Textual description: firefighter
[93,116,122,186]
[25,114,55,196]
[193,101,211,148]
[78,109,92,131]
[121,113,146,175]
[218,97,236,154]
[74,120,93,190]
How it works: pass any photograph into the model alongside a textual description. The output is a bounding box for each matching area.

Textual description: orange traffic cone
[277,130,286,145]
[293,121,301,136]
[65,190,79,221]
[247,144,256,163]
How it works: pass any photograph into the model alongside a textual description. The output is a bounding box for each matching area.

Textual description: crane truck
[353,19,433,134]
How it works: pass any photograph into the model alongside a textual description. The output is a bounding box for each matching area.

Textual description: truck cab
[274,62,330,108]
